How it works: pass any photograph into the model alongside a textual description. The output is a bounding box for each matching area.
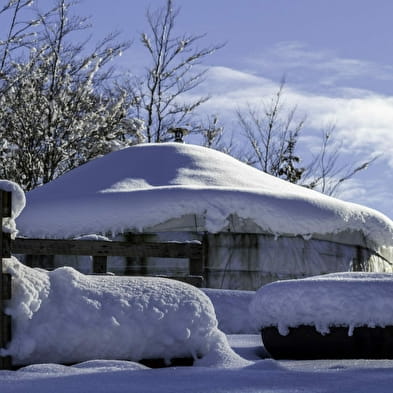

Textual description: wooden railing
[11,237,205,285]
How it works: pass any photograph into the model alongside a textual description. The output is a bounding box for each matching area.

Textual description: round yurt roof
[16,143,393,249]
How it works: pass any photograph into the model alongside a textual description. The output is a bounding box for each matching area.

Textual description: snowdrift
[1,257,240,366]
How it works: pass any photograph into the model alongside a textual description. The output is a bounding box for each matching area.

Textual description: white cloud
[334,171,393,218]
[199,65,393,164]
[242,42,393,92]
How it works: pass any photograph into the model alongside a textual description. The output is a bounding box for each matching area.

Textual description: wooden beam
[0,190,12,370]
[168,275,204,288]
[11,238,203,259]
[0,356,12,370]
[1,191,11,218]
[0,191,3,354]
[189,257,204,276]
[1,274,11,300]
[1,233,11,259]
[0,191,2,253]
[92,256,107,274]
[0,314,11,347]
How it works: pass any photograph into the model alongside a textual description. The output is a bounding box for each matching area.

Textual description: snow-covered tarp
[1,257,247,367]
[250,272,393,335]
[16,143,393,251]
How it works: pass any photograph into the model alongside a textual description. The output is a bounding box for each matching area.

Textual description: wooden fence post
[92,256,108,274]
[0,190,12,369]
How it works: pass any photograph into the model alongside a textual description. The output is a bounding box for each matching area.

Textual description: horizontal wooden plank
[152,275,203,288]
[1,191,12,218]
[168,275,204,288]
[11,238,203,259]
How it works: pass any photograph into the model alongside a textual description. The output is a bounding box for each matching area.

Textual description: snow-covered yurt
[16,143,393,290]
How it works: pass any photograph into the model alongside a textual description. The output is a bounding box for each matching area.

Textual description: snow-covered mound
[2,257,236,366]
[250,272,393,335]
[16,143,393,248]
[0,180,25,238]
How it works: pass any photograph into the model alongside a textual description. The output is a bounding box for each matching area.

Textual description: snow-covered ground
[3,336,393,393]
[3,259,393,392]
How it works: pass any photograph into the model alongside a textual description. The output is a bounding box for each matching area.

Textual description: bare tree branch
[302,124,380,195]
[131,0,224,142]
[236,79,306,183]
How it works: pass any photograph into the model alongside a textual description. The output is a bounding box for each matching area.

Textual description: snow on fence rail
[0,191,12,369]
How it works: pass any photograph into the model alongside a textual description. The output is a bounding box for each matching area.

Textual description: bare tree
[132,0,223,143]
[236,80,376,194]
[198,115,222,147]
[237,79,306,183]
[197,114,238,158]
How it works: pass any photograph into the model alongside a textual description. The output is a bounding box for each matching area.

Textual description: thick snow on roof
[250,272,393,335]
[2,257,246,367]
[16,143,393,248]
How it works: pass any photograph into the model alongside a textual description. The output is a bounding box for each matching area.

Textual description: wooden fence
[11,237,205,285]
[0,189,205,369]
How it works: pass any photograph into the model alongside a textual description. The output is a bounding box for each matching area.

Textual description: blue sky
[60,1,393,217]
